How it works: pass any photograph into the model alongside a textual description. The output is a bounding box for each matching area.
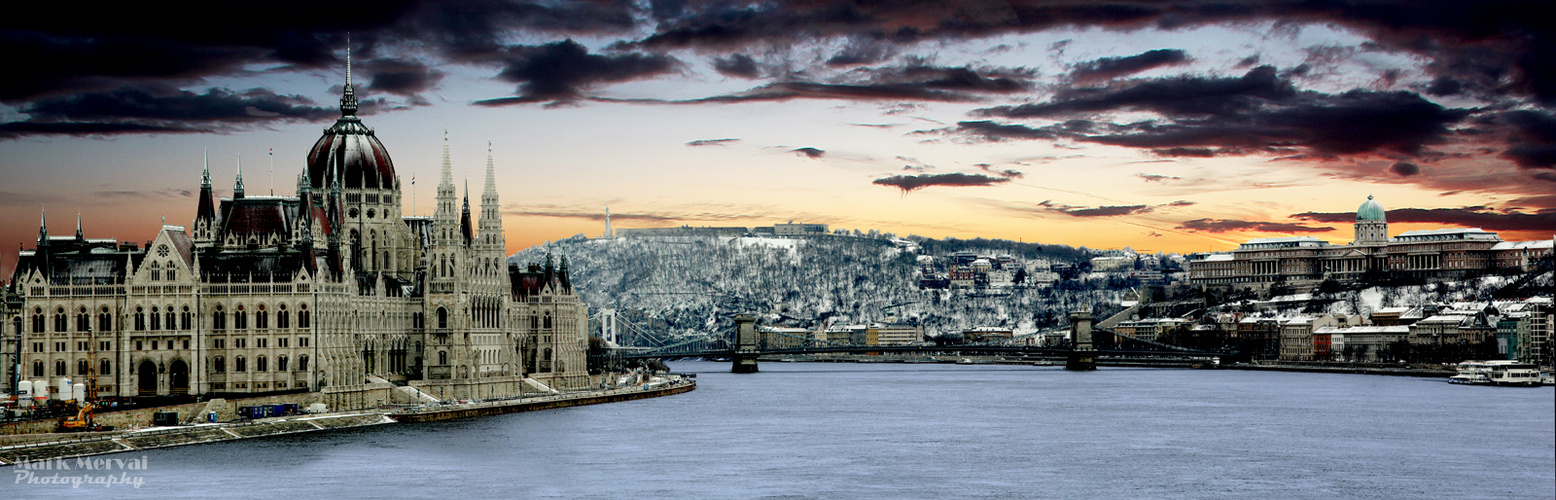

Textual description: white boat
[1450,361,1542,387]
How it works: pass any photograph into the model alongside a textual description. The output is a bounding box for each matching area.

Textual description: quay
[0,377,693,464]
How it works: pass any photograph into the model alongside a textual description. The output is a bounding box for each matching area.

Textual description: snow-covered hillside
[510,235,1124,343]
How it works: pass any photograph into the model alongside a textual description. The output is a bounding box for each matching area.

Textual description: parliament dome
[1356,195,1385,221]
[306,75,396,191]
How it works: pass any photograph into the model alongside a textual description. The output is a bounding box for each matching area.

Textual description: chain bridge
[603,311,1235,373]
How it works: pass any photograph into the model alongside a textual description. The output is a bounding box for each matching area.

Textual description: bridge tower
[1066,312,1096,371]
[732,314,759,373]
[601,308,618,345]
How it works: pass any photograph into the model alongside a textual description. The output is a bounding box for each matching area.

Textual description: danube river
[11,362,1555,498]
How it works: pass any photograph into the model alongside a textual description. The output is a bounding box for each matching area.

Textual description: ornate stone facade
[3,69,589,408]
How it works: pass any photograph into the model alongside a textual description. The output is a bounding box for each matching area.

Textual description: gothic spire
[201,148,211,187]
[339,33,358,117]
[234,155,245,199]
[37,206,47,243]
[75,211,82,240]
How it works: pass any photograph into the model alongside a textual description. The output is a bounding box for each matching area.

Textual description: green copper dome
[1356,195,1385,221]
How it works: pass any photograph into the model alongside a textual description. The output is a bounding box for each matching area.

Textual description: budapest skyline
[3,1,1555,280]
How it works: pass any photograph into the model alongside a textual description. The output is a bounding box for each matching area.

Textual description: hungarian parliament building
[3,68,589,409]
[1189,196,1553,286]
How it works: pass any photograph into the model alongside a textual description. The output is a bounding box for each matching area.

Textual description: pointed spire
[234,155,245,199]
[201,148,211,187]
[75,211,83,240]
[37,206,47,243]
[339,32,358,116]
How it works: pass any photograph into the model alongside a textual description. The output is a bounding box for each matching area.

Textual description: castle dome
[306,64,396,191]
[1356,195,1385,221]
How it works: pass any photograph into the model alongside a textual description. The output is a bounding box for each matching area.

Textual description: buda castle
[1189,196,1552,287]
[3,60,589,409]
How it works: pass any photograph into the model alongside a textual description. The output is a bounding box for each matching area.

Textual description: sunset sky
[4,1,1555,280]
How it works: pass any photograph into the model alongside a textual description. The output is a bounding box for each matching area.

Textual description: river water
[9,361,1554,499]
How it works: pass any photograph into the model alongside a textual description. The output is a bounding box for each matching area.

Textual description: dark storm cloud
[474,40,679,105]
[972,66,1468,158]
[826,37,897,66]
[1176,218,1335,233]
[873,172,1012,193]
[1069,49,1189,82]
[0,85,336,138]
[1292,206,1556,232]
[712,54,763,78]
[1390,161,1420,176]
[687,138,739,147]
[605,80,983,105]
[1498,110,1556,169]
[791,147,825,158]
[361,58,445,96]
[952,121,1060,141]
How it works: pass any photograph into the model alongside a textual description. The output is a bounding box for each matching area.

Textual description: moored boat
[1450,361,1542,387]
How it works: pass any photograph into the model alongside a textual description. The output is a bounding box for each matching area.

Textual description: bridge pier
[1066,312,1096,371]
[732,314,759,373]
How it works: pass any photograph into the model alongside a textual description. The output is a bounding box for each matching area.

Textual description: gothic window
[32,361,43,377]
[181,306,191,330]
[256,306,268,329]
[234,356,246,373]
[436,307,448,329]
[99,359,111,376]
[54,360,66,376]
[166,268,176,281]
[256,356,267,372]
[530,315,538,330]
[150,307,161,330]
[298,306,310,329]
[278,305,289,329]
[438,351,447,365]
[77,359,89,375]
[149,262,160,281]
[134,307,146,331]
[234,306,247,330]
[32,308,44,333]
[165,307,176,331]
[54,307,67,332]
[298,355,309,371]
[213,357,225,373]
[76,307,89,331]
[213,305,226,330]
[99,307,112,332]
[278,356,288,372]
[543,312,552,330]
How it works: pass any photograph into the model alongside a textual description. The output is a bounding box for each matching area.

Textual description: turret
[234,156,245,200]
[194,149,218,245]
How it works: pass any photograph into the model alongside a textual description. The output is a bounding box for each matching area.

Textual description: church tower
[193,150,217,245]
[1353,195,1388,245]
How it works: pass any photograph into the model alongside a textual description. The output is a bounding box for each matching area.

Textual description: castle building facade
[3,68,588,408]
[1188,196,1553,286]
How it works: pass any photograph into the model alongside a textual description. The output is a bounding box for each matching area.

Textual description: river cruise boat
[1449,361,1542,387]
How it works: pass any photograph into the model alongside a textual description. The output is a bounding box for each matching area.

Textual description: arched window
[256,305,268,330]
[77,359,89,375]
[181,306,191,330]
[213,357,225,373]
[278,305,289,329]
[438,351,447,365]
[165,307,176,331]
[134,306,146,331]
[436,307,448,329]
[298,305,310,329]
[32,307,44,333]
[530,314,538,330]
[298,355,309,371]
[32,361,43,377]
[76,307,89,331]
[54,360,66,376]
[278,356,288,372]
[234,356,246,372]
[150,306,161,330]
[543,312,552,330]
[213,305,226,330]
[149,262,160,281]
[98,307,112,332]
[99,359,111,376]
[54,307,67,332]
[256,356,267,372]
[234,305,247,330]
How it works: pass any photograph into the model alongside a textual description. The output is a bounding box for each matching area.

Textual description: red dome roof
[307,115,396,191]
